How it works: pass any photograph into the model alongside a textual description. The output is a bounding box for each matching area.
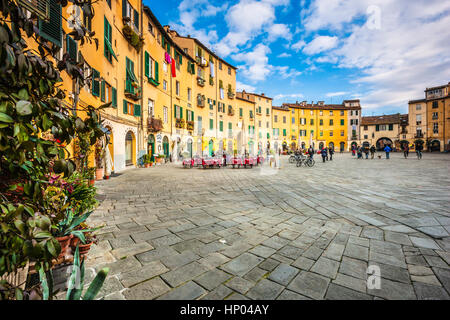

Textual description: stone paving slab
[67,153,450,300]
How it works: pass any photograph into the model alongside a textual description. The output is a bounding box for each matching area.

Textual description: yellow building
[166,27,238,157]
[281,101,360,152]
[272,106,291,153]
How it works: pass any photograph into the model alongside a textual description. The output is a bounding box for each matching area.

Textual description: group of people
[352,144,379,159]
[293,146,335,163]
[351,143,424,160]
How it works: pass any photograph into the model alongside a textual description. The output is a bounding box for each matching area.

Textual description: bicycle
[296,155,315,167]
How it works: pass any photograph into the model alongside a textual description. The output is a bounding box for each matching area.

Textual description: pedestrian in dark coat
[321,148,328,163]
[370,145,376,159]
[328,146,334,161]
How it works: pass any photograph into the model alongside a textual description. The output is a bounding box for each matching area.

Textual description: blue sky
[145,0,450,116]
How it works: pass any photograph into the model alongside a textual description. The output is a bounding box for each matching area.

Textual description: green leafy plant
[0,0,109,299]
[39,245,109,300]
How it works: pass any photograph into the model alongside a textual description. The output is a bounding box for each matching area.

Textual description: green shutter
[122,0,127,18]
[239,108,243,117]
[376,124,380,131]
[66,35,77,62]
[180,107,183,119]
[220,121,223,131]
[100,80,105,102]
[133,9,139,30]
[112,87,117,107]
[154,61,159,82]
[210,119,213,130]
[92,69,100,97]
[134,104,141,117]
[144,51,150,78]
[39,0,62,47]
[228,123,232,130]
[123,100,128,114]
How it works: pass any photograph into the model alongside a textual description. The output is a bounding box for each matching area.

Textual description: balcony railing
[175,118,185,129]
[125,80,141,100]
[147,117,163,132]
[186,121,194,131]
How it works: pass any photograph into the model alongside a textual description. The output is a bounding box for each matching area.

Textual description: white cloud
[291,40,306,51]
[267,23,292,42]
[274,93,304,100]
[303,36,338,55]
[233,44,272,81]
[236,81,257,92]
[277,52,292,58]
[301,0,450,111]
[214,0,292,57]
[326,91,348,97]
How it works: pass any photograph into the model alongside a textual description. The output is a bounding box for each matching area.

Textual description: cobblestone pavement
[80,152,450,300]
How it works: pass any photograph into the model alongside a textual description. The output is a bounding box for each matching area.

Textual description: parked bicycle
[296,154,315,167]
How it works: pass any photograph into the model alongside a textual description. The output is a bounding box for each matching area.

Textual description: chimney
[311,101,314,105]
[261,93,265,96]
[318,101,324,106]
[301,101,306,106]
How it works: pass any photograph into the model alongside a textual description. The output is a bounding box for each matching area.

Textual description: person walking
[416,143,423,159]
[223,152,227,166]
[357,146,363,159]
[352,145,356,156]
[403,144,409,159]
[370,145,376,159]
[364,146,369,159]
[384,145,392,159]
[328,146,334,161]
[321,147,328,163]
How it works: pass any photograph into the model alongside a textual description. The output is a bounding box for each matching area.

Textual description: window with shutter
[39,0,62,47]
[133,9,139,30]
[123,99,128,114]
[144,51,149,78]
[112,87,117,107]
[134,104,141,117]
[154,61,159,82]
[66,35,77,62]
[209,119,213,130]
[92,68,100,97]
[100,80,105,102]
[220,121,223,132]
[104,17,117,62]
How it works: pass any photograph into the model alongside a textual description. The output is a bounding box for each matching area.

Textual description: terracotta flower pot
[145,163,150,168]
[79,242,93,257]
[56,235,72,259]
[70,236,80,251]
[89,179,95,186]
[95,168,104,180]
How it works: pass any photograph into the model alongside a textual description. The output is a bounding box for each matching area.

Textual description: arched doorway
[228,140,233,154]
[319,142,324,150]
[249,141,254,155]
[187,138,193,158]
[340,142,345,152]
[148,134,155,162]
[329,142,335,150]
[219,140,224,155]
[429,140,440,152]
[376,137,392,151]
[163,136,169,158]
[351,141,357,150]
[208,139,214,156]
[301,142,306,149]
[105,126,114,171]
[125,131,135,166]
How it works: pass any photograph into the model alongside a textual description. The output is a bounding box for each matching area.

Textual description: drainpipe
[139,4,144,158]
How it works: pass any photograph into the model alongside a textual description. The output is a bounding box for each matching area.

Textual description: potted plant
[143,154,151,168]
[83,167,96,185]
[94,141,105,180]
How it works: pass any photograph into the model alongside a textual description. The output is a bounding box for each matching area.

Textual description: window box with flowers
[186,120,194,131]
[175,118,186,129]
[122,25,144,51]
